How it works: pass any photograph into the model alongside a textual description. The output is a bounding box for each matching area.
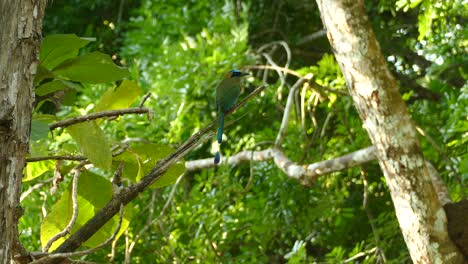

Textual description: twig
[262,53,287,97]
[138,92,152,108]
[49,86,265,258]
[258,41,291,101]
[319,108,334,154]
[275,77,310,147]
[343,247,378,263]
[246,65,302,78]
[297,30,327,45]
[27,142,129,164]
[20,177,54,202]
[30,204,125,264]
[43,168,81,252]
[49,108,151,130]
[26,155,87,162]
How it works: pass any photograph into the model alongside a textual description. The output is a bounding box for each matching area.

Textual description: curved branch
[186,146,377,186]
[275,76,311,147]
[43,168,81,252]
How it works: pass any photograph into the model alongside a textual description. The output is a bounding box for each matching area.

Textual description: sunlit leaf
[113,143,185,188]
[53,52,129,83]
[67,121,112,170]
[94,80,143,112]
[23,160,55,181]
[40,171,129,251]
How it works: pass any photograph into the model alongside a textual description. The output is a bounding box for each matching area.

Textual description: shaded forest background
[21,0,466,263]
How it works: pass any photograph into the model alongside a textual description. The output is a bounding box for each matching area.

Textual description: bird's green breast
[216,79,241,112]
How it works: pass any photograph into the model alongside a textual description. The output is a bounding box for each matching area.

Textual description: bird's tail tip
[214,152,221,164]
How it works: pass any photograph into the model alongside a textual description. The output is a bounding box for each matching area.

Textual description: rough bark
[0,0,46,261]
[315,0,464,263]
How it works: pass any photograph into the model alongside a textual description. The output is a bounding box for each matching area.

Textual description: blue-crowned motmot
[214,69,249,164]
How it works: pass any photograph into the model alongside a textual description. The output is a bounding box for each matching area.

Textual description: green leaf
[94,80,143,112]
[40,34,93,69]
[31,121,50,141]
[35,80,67,96]
[40,171,129,251]
[67,121,112,170]
[35,80,82,97]
[30,114,55,141]
[52,52,129,83]
[113,143,185,188]
[24,160,55,181]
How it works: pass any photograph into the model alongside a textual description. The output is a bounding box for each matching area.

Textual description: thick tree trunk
[315,0,464,263]
[0,0,46,261]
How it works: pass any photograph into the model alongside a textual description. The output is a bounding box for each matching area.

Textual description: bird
[214,69,249,164]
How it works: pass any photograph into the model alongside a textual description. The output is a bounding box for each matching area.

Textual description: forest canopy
[17,0,467,263]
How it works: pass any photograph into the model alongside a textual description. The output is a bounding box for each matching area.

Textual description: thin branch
[246,65,302,78]
[138,92,152,108]
[296,30,327,45]
[26,155,86,162]
[343,247,378,263]
[262,53,287,96]
[20,177,54,202]
[275,77,310,147]
[43,168,81,252]
[49,86,265,257]
[27,142,129,164]
[49,108,151,130]
[30,204,125,264]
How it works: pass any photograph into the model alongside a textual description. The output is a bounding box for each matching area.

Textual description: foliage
[17,0,466,263]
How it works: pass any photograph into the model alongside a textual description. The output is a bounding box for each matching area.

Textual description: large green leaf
[67,121,112,170]
[40,34,93,69]
[40,171,129,251]
[113,143,185,188]
[52,52,129,83]
[94,80,143,112]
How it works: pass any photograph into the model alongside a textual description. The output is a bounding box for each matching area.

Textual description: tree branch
[49,86,265,257]
[275,76,311,147]
[49,108,151,130]
[30,204,125,264]
[43,168,81,252]
[187,146,377,186]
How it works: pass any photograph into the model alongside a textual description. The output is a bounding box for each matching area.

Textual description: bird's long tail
[214,112,224,164]
[217,111,224,144]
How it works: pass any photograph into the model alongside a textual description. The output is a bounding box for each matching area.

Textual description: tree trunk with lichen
[0,0,46,262]
[315,0,464,263]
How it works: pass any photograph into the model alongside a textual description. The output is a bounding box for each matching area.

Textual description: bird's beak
[241,72,250,77]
